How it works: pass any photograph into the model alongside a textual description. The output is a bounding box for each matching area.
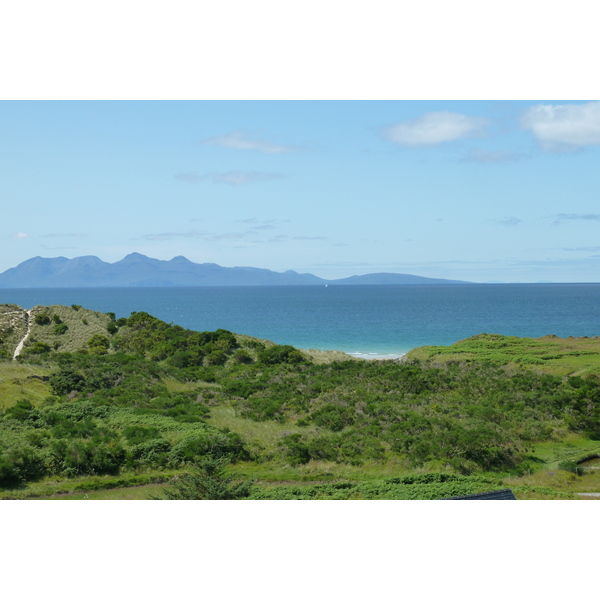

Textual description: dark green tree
[157,455,253,500]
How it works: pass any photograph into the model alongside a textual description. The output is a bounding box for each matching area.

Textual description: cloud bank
[384,111,487,146]
[521,102,600,148]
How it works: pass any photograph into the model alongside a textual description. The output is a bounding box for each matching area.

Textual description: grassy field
[406,333,600,376]
[0,361,51,409]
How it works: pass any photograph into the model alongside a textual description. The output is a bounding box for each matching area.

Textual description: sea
[2,284,600,359]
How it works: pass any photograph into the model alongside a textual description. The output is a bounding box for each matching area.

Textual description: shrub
[157,455,253,500]
[25,342,51,355]
[281,434,311,466]
[50,417,99,439]
[168,350,205,369]
[233,349,253,364]
[258,345,308,365]
[49,370,86,396]
[3,400,35,421]
[0,445,47,486]
[205,350,228,366]
[127,439,171,467]
[87,334,110,355]
[559,460,582,475]
[122,426,161,445]
[48,439,126,477]
[168,431,246,466]
[223,379,265,399]
[310,405,355,431]
[34,313,51,325]
[53,323,69,335]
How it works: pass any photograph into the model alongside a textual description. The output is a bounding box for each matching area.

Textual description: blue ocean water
[2,284,600,358]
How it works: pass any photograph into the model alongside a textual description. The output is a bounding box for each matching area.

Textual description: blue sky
[2,100,600,282]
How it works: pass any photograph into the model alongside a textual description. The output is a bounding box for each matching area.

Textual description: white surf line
[13,309,33,360]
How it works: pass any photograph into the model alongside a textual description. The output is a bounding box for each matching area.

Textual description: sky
[2,99,600,283]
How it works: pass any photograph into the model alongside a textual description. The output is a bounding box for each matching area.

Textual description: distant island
[0,253,471,288]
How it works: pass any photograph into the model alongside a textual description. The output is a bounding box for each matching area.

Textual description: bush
[168,431,247,466]
[0,445,47,486]
[168,350,205,369]
[3,400,35,422]
[233,349,253,364]
[205,350,228,366]
[281,434,311,465]
[559,460,582,475]
[48,439,126,477]
[87,334,110,355]
[123,426,161,445]
[53,323,69,335]
[258,345,308,365]
[49,370,86,396]
[25,342,51,355]
[157,455,253,500]
[310,405,355,431]
[127,439,171,467]
[34,313,51,325]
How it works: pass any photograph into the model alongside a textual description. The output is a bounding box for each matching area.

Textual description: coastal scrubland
[2,304,600,500]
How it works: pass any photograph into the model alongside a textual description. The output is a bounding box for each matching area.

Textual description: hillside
[406,333,600,376]
[0,253,471,288]
[2,304,600,500]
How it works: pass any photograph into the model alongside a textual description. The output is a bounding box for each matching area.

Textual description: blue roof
[442,488,517,500]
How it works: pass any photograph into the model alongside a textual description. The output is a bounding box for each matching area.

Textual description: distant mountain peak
[0,253,472,288]
[120,252,150,262]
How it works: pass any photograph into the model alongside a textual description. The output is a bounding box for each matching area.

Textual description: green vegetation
[407,333,600,376]
[2,304,600,500]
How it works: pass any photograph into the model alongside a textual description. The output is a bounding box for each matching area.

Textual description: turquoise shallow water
[2,284,600,358]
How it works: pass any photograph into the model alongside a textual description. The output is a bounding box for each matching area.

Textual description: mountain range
[0,253,471,288]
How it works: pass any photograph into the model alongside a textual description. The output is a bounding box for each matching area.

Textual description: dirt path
[13,309,32,360]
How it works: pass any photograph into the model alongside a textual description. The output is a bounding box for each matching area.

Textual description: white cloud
[14,232,29,239]
[521,102,600,148]
[384,111,487,146]
[200,131,301,154]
